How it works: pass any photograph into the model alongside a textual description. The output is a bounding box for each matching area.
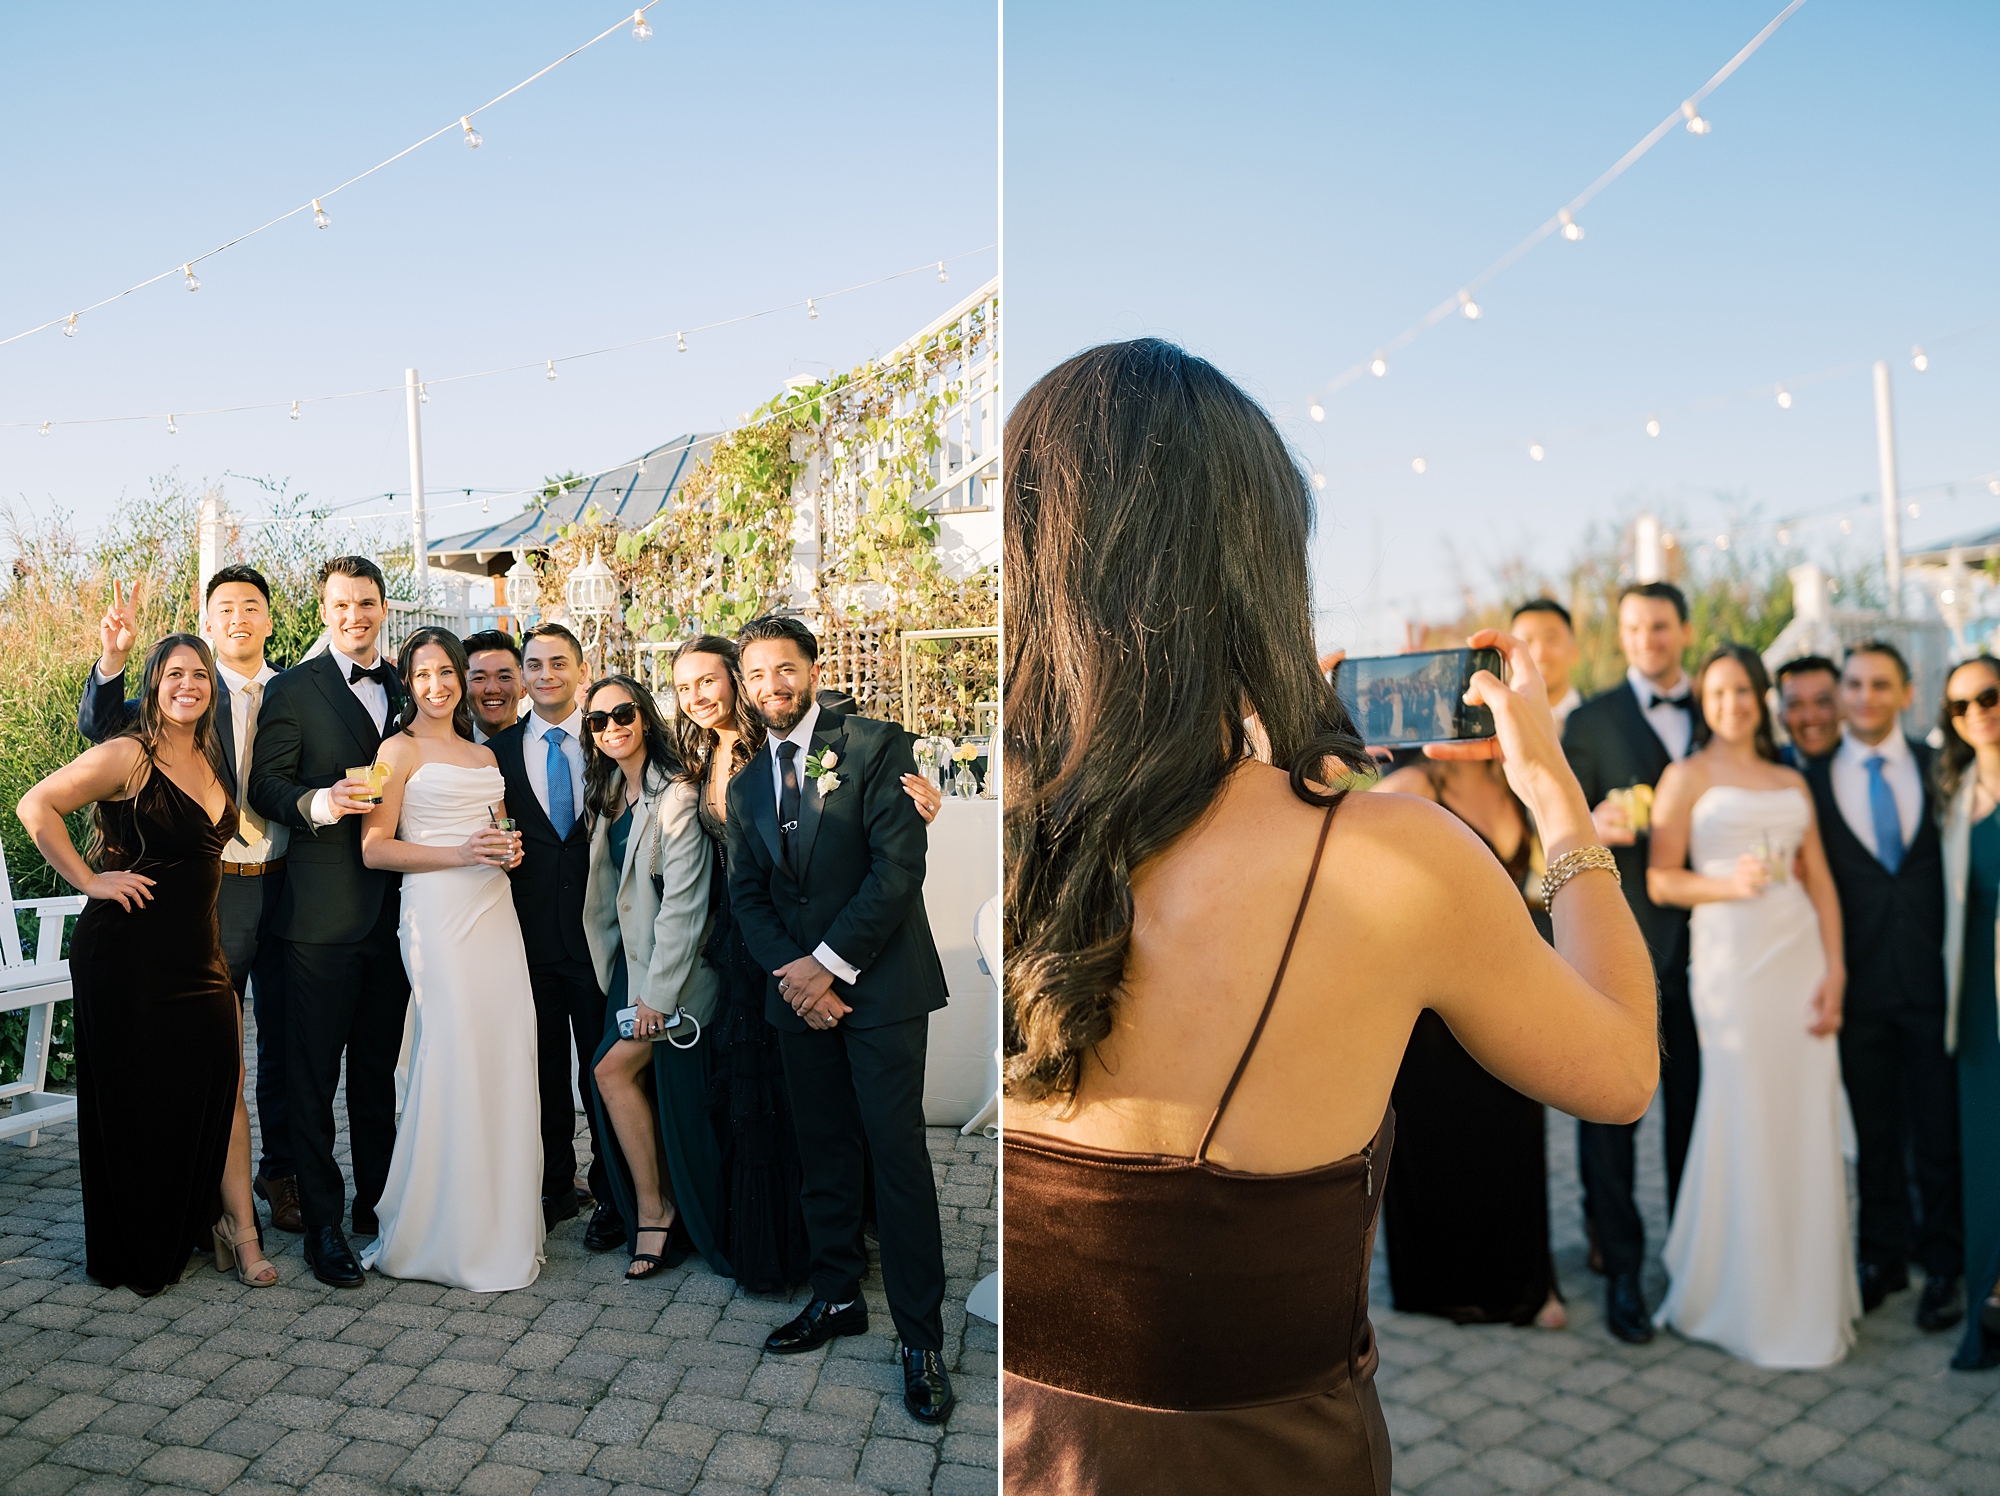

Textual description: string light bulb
[1528,443,1545,462]
[1908,502,1921,518]
[1778,527,1791,545]
[182,264,200,292]
[1558,209,1584,242]
[62,314,77,337]
[546,359,558,381]
[1912,344,1929,372]
[631,9,652,39]
[1990,479,2000,497]
[1311,472,1327,490]
[936,261,948,283]
[676,332,686,352]
[1458,290,1481,320]
[1716,533,1730,550]
[1682,101,1711,134]
[1943,588,1957,605]
[1840,517,1853,534]
[290,400,301,421]
[1645,416,1661,438]
[1775,384,1793,409]
[1309,400,1325,422]
[461,116,482,149]
[312,198,330,230]
[1411,456,1427,475]
[806,298,818,320]
[417,382,429,403]
[166,415,177,435]
[482,496,490,513]
[38,421,50,436]
[1370,355,1387,378]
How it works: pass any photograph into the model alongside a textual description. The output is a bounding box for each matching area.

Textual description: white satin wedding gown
[1653,785,1859,1367]
[362,762,545,1291]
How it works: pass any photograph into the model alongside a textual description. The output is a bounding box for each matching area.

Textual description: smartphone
[1334,647,1505,747]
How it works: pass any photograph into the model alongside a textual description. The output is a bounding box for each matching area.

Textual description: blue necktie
[1865,754,1903,875]
[545,727,575,839]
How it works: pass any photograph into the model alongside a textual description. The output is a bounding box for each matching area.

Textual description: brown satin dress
[1003,804,1397,1495]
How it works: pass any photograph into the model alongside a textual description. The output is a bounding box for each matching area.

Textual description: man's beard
[757,691,810,735]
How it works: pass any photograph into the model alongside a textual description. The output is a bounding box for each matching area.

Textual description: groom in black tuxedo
[1561,581,1702,1344]
[247,556,411,1288]
[725,615,955,1425]
[1804,642,1963,1330]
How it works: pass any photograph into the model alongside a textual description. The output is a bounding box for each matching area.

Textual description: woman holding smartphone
[1002,340,1658,1495]
[581,674,729,1280]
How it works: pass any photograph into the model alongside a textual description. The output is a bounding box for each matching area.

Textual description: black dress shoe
[900,1347,955,1424]
[1916,1274,1965,1332]
[583,1201,626,1253]
[352,1205,378,1237]
[303,1226,365,1289]
[1860,1260,1909,1313]
[764,1298,868,1354]
[543,1193,581,1232]
[1605,1271,1653,1344]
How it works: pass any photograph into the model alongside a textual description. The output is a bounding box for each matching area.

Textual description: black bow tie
[348,661,394,687]
[1650,693,1693,712]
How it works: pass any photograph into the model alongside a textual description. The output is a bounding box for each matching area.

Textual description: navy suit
[78,665,293,1180]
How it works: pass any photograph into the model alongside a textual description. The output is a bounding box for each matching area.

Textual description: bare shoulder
[1656,756,1708,797]
[82,736,150,797]
[1373,764,1439,800]
[466,741,500,770]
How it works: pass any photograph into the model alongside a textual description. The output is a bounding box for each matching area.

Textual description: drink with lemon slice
[1605,783,1654,834]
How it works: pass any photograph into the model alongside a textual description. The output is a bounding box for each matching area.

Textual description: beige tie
[236,681,267,846]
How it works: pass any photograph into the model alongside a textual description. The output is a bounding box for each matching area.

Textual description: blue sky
[1,2,997,547]
[1005,0,2000,649]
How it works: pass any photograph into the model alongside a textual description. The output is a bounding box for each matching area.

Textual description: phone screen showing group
[1335,647,1505,747]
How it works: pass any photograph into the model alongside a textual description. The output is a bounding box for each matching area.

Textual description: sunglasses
[584,703,641,731]
[1948,686,2000,718]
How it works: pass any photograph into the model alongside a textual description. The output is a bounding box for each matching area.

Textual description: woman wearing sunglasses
[670,635,943,1292]
[579,675,728,1280]
[1937,656,2000,1369]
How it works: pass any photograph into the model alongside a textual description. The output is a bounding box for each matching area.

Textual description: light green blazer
[582,777,720,1027]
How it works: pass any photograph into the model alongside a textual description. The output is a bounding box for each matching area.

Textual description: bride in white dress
[1645,643,1858,1367]
[358,628,545,1292]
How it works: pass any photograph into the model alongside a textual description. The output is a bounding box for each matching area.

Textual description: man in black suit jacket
[1805,642,1963,1330]
[77,564,303,1231]
[725,616,954,1425]
[1560,582,1702,1344]
[485,621,621,1249]
[247,556,411,1289]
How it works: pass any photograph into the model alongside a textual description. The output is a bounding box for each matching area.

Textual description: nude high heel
[214,1222,279,1287]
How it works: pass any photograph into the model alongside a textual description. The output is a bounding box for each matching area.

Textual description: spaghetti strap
[1194,799,1341,1163]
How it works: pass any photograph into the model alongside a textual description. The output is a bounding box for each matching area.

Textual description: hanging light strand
[0,1,666,350]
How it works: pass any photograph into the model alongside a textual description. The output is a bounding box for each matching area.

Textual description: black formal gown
[1382,772,1558,1325]
[69,771,240,1295]
[697,788,811,1292]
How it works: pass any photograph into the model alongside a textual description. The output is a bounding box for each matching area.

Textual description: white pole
[406,367,429,608]
[1634,513,1663,582]
[1873,359,1902,618]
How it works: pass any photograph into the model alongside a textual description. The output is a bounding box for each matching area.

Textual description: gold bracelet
[1540,845,1621,907]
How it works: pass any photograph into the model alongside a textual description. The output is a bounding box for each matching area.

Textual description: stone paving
[0,1017,997,1496]
[1372,1098,2000,1496]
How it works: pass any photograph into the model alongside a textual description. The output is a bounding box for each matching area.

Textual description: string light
[1311,472,1327,490]
[546,360,558,381]
[418,382,429,403]
[38,421,50,436]
[1558,209,1584,242]
[461,116,482,149]
[1908,502,1921,518]
[1716,533,1730,550]
[482,496,490,513]
[62,315,77,338]
[1991,479,2000,497]
[1645,416,1661,438]
[1458,290,1482,321]
[289,400,300,421]
[1775,384,1793,409]
[1777,527,1791,544]
[1411,456,1428,474]
[1370,355,1387,378]
[312,198,330,230]
[1912,344,1929,372]
[1682,101,1712,135]
[1840,517,1853,534]
[1309,400,1325,423]
[182,264,200,292]
[676,332,686,352]
[166,415,177,435]
[1528,443,1545,462]
[807,298,818,320]
[630,9,652,39]
[937,261,948,283]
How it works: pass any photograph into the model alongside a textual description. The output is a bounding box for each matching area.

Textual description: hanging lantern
[566,546,622,627]
[504,549,541,619]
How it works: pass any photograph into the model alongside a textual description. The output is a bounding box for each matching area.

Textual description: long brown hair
[89,633,229,867]
[393,627,474,741]
[670,635,765,787]
[580,674,679,822]
[1936,655,2000,808]
[1689,642,1776,763]
[1002,339,1372,1105]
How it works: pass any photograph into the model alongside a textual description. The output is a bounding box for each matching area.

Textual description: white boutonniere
[805,746,842,799]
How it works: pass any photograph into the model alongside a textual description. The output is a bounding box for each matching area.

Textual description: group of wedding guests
[15,555,961,1424]
[1365,583,2000,1373]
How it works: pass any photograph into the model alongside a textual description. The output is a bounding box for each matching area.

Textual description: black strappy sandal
[626,1223,675,1281]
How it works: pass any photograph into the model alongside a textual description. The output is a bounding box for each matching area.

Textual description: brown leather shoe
[254,1174,304,1233]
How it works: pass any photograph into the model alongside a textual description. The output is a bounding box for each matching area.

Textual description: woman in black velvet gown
[16,634,250,1296]
[1372,756,1565,1328]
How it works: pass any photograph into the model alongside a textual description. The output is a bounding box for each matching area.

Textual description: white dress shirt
[308,645,393,827]
[218,661,287,864]
[1831,725,1922,862]
[522,706,588,825]
[766,702,860,984]
[1628,666,1695,762]
[1551,686,1583,730]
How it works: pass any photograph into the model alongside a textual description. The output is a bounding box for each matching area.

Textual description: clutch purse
[616,1005,701,1050]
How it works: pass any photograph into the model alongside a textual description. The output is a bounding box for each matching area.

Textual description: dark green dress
[589,803,732,1277]
[1956,809,2000,1369]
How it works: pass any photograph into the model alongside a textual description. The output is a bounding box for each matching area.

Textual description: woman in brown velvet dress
[1002,341,1660,1495]
[17,634,251,1296]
